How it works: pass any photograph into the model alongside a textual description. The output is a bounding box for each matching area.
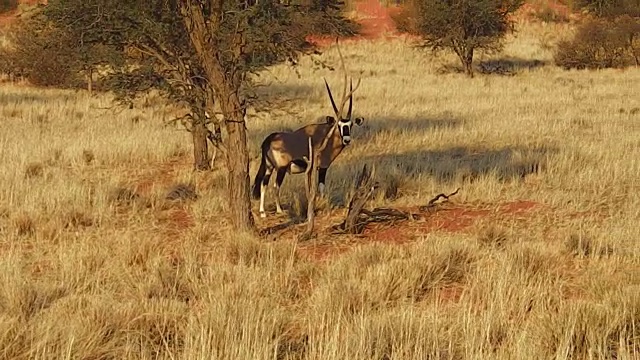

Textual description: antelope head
[324,77,364,146]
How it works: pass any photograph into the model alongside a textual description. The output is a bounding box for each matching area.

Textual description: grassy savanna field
[1,17,640,359]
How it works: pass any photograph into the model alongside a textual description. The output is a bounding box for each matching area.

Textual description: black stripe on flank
[291,159,308,170]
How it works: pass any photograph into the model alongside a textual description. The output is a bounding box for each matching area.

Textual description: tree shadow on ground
[248,112,466,161]
[476,57,549,76]
[260,144,557,215]
[0,91,75,105]
[326,145,556,205]
[356,113,465,142]
[437,57,549,76]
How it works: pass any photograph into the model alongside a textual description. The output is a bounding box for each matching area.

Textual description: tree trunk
[462,47,474,77]
[192,120,211,171]
[181,2,256,233]
[300,137,318,241]
[223,104,255,233]
[86,67,93,96]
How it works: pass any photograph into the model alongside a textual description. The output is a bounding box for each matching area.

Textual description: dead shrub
[24,162,44,179]
[555,15,640,69]
[477,226,509,249]
[412,247,475,300]
[12,213,35,237]
[61,210,94,229]
[108,187,141,206]
[82,149,95,165]
[165,183,198,202]
[565,234,614,258]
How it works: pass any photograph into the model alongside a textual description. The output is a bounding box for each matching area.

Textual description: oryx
[251,77,364,218]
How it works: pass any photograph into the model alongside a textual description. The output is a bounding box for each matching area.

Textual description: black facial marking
[341,124,351,137]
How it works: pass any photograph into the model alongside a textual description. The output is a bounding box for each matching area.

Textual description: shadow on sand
[437,57,549,76]
[248,111,466,159]
[356,113,464,142]
[0,91,76,105]
[257,143,557,219]
[476,57,549,76]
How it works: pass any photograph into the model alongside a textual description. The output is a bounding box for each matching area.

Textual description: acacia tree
[27,0,356,232]
[394,0,524,76]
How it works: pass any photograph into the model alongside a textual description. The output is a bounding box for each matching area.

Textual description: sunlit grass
[0,20,638,359]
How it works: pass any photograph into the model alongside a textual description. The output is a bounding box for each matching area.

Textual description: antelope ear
[325,116,336,124]
[354,117,364,126]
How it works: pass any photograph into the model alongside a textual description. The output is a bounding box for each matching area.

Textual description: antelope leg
[260,168,272,218]
[318,168,328,197]
[275,168,287,214]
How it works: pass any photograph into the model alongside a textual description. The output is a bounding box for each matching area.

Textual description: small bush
[555,15,640,69]
[108,187,141,206]
[82,149,95,165]
[12,213,35,237]
[165,183,198,202]
[24,162,44,179]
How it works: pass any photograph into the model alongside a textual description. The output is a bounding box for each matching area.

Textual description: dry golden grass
[1,21,639,359]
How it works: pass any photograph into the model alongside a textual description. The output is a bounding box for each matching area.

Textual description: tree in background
[2,0,357,233]
[393,0,524,76]
[555,0,639,69]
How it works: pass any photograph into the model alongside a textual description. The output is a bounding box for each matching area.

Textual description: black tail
[252,158,267,200]
[252,133,276,200]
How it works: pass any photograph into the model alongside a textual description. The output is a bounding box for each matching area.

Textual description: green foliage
[0,2,125,89]
[555,15,640,69]
[0,18,82,87]
[2,0,356,107]
[393,0,525,76]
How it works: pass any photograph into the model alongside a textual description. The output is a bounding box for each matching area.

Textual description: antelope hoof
[260,211,267,218]
[276,207,284,215]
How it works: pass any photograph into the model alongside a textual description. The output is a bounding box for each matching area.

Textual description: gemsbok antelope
[251,77,364,218]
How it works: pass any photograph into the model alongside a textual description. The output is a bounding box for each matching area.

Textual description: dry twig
[419,188,461,212]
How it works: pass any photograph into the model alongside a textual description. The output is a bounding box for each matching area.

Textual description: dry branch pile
[333,164,461,234]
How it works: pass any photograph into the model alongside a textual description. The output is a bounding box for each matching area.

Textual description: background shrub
[0,22,84,87]
[570,0,640,17]
[555,15,640,69]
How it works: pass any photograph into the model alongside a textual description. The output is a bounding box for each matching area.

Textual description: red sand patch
[296,200,543,262]
[307,0,412,47]
[306,0,581,48]
[361,200,541,242]
[156,206,195,238]
[134,155,189,196]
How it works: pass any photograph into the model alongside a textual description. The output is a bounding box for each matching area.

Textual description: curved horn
[347,79,353,119]
[324,78,339,117]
